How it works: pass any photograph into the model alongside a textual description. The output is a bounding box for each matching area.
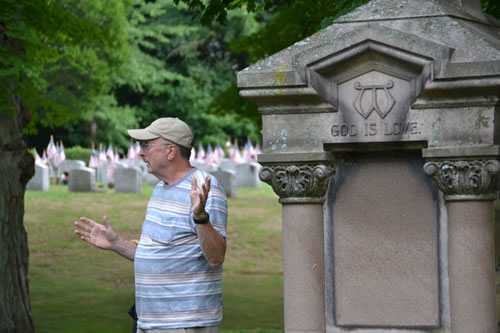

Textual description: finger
[205,176,211,190]
[74,221,91,232]
[103,216,110,229]
[79,217,96,227]
[191,177,197,191]
[74,229,89,238]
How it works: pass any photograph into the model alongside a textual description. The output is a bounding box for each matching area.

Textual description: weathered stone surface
[26,161,49,192]
[114,167,142,193]
[68,167,96,192]
[212,169,236,198]
[328,152,440,328]
[235,162,262,188]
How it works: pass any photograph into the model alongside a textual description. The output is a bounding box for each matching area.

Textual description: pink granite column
[260,162,335,333]
[424,159,499,333]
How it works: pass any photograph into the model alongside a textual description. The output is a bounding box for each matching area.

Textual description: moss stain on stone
[273,64,289,86]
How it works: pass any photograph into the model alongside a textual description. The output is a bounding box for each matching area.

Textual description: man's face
[138,138,175,175]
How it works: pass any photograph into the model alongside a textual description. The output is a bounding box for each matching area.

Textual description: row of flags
[89,144,122,180]
[35,136,261,181]
[126,138,261,168]
[190,139,261,167]
[35,136,66,168]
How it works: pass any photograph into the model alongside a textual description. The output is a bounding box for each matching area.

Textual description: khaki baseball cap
[127,118,193,149]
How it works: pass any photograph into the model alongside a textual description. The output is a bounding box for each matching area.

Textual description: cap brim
[127,129,159,141]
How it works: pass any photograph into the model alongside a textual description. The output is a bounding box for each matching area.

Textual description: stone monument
[26,161,49,192]
[68,167,96,192]
[237,0,500,332]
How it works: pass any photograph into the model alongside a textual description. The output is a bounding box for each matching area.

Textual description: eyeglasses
[140,142,175,151]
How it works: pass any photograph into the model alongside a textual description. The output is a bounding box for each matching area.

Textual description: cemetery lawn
[25,183,283,333]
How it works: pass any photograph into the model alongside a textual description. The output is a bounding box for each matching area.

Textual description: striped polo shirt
[134,168,228,329]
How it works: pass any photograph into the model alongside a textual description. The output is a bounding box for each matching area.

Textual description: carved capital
[259,162,335,204]
[423,159,500,201]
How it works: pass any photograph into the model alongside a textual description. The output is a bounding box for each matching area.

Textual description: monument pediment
[293,24,453,113]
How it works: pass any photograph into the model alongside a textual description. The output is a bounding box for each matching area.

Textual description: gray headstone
[26,161,50,192]
[143,172,160,187]
[213,169,236,198]
[68,167,96,192]
[235,162,261,188]
[97,161,110,186]
[58,160,85,177]
[114,167,142,193]
[219,158,236,173]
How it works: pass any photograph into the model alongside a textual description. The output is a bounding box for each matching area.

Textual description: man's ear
[167,145,177,161]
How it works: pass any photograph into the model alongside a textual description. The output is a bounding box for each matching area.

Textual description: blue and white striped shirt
[135,168,228,329]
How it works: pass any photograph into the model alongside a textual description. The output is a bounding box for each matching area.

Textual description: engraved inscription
[353,80,395,119]
[331,122,421,138]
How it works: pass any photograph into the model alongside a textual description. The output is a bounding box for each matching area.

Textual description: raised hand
[74,216,117,251]
[191,176,210,219]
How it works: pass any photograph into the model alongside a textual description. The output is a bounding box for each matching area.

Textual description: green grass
[24,183,283,332]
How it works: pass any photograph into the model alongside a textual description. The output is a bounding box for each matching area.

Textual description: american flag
[215,143,225,164]
[205,144,215,167]
[89,146,99,168]
[190,147,196,163]
[196,143,205,161]
[127,142,136,163]
[46,135,57,161]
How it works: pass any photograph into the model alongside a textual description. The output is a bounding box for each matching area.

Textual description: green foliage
[207,0,369,130]
[482,0,500,19]
[114,0,262,146]
[1,0,137,153]
[64,146,92,163]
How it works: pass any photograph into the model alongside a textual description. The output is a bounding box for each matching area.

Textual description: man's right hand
[74,216,117,251]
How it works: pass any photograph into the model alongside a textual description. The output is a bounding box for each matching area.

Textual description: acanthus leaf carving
[423,159,500,201]
[259,163,335,203]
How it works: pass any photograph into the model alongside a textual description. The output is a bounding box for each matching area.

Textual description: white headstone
[26,161,50,192]
[219,158,236,173]
[97,161,109,186]
[213,169,236,198]
[68,167,96,192]
[235,162,262,188]
[114,168,142,193]
[58,160,85,177]
[143,172,160,187]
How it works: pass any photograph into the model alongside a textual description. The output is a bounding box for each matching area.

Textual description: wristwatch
[193,212,210,224]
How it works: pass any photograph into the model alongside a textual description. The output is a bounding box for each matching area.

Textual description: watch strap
[193,212,210,224]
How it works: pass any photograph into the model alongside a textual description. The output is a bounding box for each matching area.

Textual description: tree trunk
[0,91,35,332]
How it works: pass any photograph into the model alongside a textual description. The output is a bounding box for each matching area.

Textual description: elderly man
[74,118,228,333]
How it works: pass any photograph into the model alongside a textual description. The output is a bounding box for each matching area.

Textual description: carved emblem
[353,80,395,119]
[423,160,500,201]
[259,163,335,203]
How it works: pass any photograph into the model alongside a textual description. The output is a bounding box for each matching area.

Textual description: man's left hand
[191,175,210,219]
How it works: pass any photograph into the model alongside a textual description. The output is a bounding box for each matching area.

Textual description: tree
[0,1,130,331]
[113,0,262,146]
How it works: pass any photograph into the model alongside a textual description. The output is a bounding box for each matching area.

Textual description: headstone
[58,160,85,178]
[68,167,96,192]
[237,0,500,331]
[26,161,49,192]
[219,158,236,173]
[143,172,160,187]
[235,162,261,188]
[97,161,110,186]
[213,169,236,198]
[114,167,142,193]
